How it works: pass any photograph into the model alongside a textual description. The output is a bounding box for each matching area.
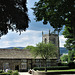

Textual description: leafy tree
[32,0,75,38]
[13,47,20,49]
[68,49,75,62]
[24,45,35,50]
[31,42,57,59]
[0,0,29,37]
[31,42,57,72]
[62,25,75,50]
[60,54,68,62]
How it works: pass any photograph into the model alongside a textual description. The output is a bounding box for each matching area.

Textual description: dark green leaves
[0,0,29,37]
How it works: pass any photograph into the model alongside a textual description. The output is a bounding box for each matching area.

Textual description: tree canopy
[60,54,68,63]
[31,42,57,59]
[0,0,29,37]
[32,0,75,38]
[24,45,35,50]
[62,25,75,50]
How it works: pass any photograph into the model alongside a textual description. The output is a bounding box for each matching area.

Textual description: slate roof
[0,49,40,59]
[0,49,57,59]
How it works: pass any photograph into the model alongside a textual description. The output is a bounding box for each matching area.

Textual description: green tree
[62,25,75,50]
[60,54,68,63]
[24,45,35,50]
[68,49,75,62]
[32,0,75,38]
[13,47,20,49]
[31,42,57,59]
[0,0,29,37]
[31,42,57,71]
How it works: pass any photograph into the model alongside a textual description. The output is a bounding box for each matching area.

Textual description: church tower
[42,30,58,47]
[42,30,60,60]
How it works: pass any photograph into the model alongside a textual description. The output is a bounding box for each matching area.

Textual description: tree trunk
[45,59,47,72]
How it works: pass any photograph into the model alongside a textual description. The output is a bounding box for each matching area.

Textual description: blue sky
[0,0,67,48]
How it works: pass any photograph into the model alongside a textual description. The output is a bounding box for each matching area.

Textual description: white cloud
[59,35,67,47]
[0,30,42,48]
[0,30,67,48]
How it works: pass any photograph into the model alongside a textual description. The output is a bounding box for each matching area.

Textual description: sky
[0,0,67,48]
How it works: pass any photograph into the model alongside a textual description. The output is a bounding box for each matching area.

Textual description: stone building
[0,49,57,71]
[42,30,60,60]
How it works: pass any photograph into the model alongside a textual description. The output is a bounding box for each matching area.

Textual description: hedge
[33,66,69,71]
[7,70,12,73]
[0,70,3,73]
[0,73,11,75]
[13,70,19,75]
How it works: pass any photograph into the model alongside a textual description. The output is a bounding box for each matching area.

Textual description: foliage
[0,73,11,75]
[32,0,75,38]
[0,0,29,37]
[0,70,3,73]
[68,62,75,69]
[62,26,75,50]
[33,66,69,70]
[31,42,57,59]
[7,70,12,73]
[60,54,68,62]
[68,49,75,62]
[13,70,19,75]
[24,45,35,50]
[13,47,20,49]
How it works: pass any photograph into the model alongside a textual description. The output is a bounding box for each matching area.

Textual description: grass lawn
[40,69,75,72]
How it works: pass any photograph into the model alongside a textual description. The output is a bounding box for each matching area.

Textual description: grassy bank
[40,69,75,72]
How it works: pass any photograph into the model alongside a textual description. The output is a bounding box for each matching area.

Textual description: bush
[0,73,11,75]
[33,67,45,71]
[68,62,75,69]
[47,66,69,70]
[13,70,19,75]
[58,63,68,66]
[0,70,3,73]
[7,70,12,73]
[33,66,69,71]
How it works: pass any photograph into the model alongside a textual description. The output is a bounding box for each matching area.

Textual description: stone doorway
[15,65,19,71]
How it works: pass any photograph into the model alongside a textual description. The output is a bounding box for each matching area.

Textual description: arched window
[53,38,56,44]
[44,38,47,44]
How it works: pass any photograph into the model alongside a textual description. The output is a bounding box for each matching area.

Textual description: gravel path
[19,72,32,75]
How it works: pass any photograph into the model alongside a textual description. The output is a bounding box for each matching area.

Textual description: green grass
[40,69,75,72]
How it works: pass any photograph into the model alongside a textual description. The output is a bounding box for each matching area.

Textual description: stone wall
[0,59,21,70]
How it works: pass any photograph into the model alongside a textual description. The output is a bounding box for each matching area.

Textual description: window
[53,38,56,44]
[21,63,27,69]
[3,63,9,70]
[45,38,47,44]
[36,59,40,62]
[21,59,27,63]
[46,63,51,67]
[36,63,41,67]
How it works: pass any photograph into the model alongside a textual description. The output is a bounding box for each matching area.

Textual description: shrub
[33,67,45,71]
[68,62,75,69]
[13,70,19,75]
[47,66,69,70]
[0,73,11,75]
[33,66,69,71]
[7,70,12,73]
[0,70,3,73]
[58,62,68,66]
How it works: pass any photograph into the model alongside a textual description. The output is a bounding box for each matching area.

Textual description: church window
[53,38,56,44]
[44,38,47,44]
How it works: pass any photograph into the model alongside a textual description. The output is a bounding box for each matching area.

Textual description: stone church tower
[42,30,60,60]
